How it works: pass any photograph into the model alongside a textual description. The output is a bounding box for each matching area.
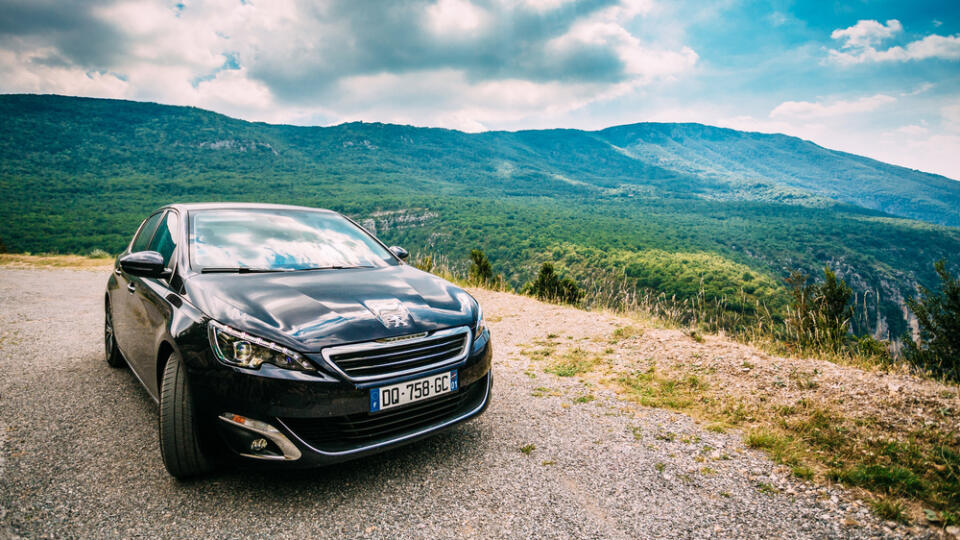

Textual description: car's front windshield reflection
[189,209,394,271]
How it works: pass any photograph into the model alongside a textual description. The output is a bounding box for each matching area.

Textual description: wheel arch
[156,340,176,391]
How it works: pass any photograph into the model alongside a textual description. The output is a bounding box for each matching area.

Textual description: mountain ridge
[2,93,960,341]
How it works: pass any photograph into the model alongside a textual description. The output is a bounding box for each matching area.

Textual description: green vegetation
[524,262,583,304]
[544,348,601,377]
[903,260,960,382]
[784,266,853,353]
[871,498,908,523]
[468,249,494,285]
[613,352,960,520]
[0,253,113,268]
[3,94,960,341]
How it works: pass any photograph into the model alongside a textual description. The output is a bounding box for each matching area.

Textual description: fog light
[218,412,302,461]
[250,438,268,452]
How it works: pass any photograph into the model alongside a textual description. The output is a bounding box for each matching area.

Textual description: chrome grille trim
[320,326,471,382]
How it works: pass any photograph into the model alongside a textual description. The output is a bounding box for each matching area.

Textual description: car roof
[159,202,338,214]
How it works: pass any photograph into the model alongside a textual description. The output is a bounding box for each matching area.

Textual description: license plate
[370,370,458,412]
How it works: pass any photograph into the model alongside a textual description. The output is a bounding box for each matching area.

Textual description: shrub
[784,265,853,353]
[468,249,493,285]
[854,335,892,365]
[903,259,960,381]
[415,254,434,273]
[525,262,582,305]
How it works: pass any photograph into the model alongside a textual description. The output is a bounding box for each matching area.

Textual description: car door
[112,211,164,364]
[126,210,181,396]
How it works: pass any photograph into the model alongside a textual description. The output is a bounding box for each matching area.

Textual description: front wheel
[159,351,211,479]
[104,299,125,368]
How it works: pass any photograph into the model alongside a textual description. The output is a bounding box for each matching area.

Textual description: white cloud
[548,19,697,82]
[425,0,490,37]
[333,68,642,131]
[510,0,577,13]
[0,0,700,129]
[696,95,960,179]
[895,124,929,137]
[828,19,960,65]
[769,94,895,120]
[0,48,130,97]
[900,82,934,96]
[943,101,960,131]
[831,19,902,50]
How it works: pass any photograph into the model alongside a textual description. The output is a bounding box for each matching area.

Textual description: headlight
[473,303,486,339]
[209,321,314,371]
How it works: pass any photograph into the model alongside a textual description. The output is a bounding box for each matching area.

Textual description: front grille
[322,327,470,381]
[282,375,487,452]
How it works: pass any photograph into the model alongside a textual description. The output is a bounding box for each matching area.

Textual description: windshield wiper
[288,265,375,271]
[200,267,291,274]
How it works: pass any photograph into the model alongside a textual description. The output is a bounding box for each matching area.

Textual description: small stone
[945,525,960,539]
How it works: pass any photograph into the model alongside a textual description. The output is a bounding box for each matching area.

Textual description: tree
[469,249,493,285]
[525,262,583,305]
[816,265,854,349]
[904,260,960,381]
[784,265,852,352]
[785,270,814,345]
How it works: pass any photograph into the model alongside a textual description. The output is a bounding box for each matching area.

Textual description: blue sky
[1,0,958,177]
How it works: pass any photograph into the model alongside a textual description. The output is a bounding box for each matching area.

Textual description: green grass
[791,465,814,480]
[870,498,907,523]
[757,482,780,495]
[612,326,644,340]
[610,346,959,521]
[830,465,926,498]
[545,348,602,377]
[617,364,708,410]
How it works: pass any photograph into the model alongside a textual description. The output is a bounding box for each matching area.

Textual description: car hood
[184,265,477,351]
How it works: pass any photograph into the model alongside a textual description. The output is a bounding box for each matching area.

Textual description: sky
[1,0,959,178]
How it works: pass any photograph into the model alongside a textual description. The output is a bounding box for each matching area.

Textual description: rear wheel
[104,299,125,368]
[159,351,211,479]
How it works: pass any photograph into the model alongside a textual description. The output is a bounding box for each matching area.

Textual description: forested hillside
[2,94,959,340]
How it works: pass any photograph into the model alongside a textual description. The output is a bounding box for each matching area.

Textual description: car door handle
[127,283,136,294]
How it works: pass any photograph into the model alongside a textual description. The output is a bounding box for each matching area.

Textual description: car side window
[149,211,179,268]
[130,212,164,253]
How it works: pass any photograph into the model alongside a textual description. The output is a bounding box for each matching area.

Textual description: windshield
[188,209,395,271]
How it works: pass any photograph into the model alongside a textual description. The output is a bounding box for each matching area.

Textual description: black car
[105,203,492,478]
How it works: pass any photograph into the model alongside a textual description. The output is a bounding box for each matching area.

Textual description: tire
[159,351,211,479]
[104,299,125,368]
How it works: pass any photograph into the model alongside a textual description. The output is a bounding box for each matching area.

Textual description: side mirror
[119,251,169,278]
[389,246,409,260]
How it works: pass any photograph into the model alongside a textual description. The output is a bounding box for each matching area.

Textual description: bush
[784,265,853,353]
[525,262,583,305]
[468,249,493,285]
[854,335,892,365]
[903,260,960,381]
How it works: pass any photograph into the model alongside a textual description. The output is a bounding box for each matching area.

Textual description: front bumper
[186,328,493,467]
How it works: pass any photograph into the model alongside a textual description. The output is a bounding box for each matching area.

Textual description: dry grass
[0,253,113,269]
[526,320,960,524]
[607,332,960,524]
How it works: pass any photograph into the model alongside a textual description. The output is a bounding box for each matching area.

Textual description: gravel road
[0,268,924,539]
